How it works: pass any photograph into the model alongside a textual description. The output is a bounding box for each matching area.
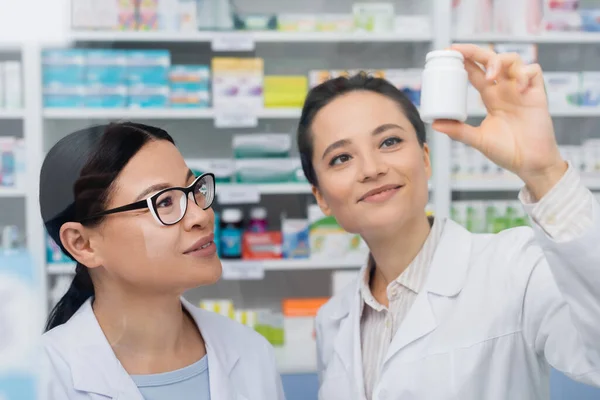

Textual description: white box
[581,72,600,107]
[3,61,22,109]
[543,72,580,110]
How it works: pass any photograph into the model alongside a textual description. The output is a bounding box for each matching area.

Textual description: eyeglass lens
[154,174,215,224]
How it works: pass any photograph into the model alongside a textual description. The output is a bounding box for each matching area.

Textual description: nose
[358,150,388,182]
[181,192,211,231]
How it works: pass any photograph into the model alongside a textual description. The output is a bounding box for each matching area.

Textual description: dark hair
[297,72,427,186]
[41,122,174,332]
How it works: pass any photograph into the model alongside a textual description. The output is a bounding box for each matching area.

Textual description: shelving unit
[454,32,600,43]
[69,30,433,43]
[0,109,24,119]
[0,187,26,198]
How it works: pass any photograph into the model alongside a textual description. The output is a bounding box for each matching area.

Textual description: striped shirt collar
[359,216,445,313]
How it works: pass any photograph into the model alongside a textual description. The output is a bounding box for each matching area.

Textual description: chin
[182,257,223,288]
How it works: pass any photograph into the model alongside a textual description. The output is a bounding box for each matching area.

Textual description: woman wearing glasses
[40,122,285,400]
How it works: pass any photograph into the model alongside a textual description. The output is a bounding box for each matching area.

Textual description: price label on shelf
[211,33,256,52]
[214,110,258,128]
[221,261,265,280]
[217,185,261,205]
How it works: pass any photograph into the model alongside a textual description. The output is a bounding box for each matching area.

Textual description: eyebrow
[133,169,195,202]
[321,123,406,160]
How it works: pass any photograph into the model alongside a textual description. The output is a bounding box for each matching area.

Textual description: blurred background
[1,0,600,399]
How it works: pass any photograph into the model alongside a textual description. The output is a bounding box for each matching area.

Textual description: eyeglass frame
[76,173,216,226]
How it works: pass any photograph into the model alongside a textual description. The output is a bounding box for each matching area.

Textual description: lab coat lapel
[383,219,472,364]
[332,280,367,400]
[183,299,247,400]
[69,299,144,400]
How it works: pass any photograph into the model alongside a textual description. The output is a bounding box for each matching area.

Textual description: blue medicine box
[86,50,128,85]
[129,84,169,108]
[169,82,210,108]
[127,50,171,85]
[169,65,211,89]
[42,49,86,85]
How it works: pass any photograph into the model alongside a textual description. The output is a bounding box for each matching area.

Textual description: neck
[364,214,432,285]
[92,286,204,374]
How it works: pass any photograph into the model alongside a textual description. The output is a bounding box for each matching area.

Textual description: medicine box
[170,65,210,88]
[543,72,581,109]
[169,82,210,108]
[128,84,169,108]
[211,58,264,111]
[42,49,86,85]
[580,72,600,107]
[3,61,21,109]
[127,50,170,85]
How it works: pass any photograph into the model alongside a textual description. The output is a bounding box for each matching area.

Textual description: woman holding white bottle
[296,43,600,399]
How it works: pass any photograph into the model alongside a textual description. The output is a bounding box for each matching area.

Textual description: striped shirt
[358,162,594,400]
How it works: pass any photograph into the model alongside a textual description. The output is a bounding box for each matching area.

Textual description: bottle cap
[250,207,267,220]
[425,49,464,63]
[222,208,243,223]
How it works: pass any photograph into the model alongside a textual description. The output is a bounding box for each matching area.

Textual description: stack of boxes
[169,65,210,108]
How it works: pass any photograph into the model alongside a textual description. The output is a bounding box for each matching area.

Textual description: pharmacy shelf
[43,108,302,120]
[454,31,600,43]
[0,109,24,119]
[0,187,26,197]
[47,258,364,276]
[468,107,600,118]
[219,183,311,195]
[69,30,433,43]
[452,175,600,192]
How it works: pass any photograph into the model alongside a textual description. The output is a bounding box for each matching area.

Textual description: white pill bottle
[420,50,468,123]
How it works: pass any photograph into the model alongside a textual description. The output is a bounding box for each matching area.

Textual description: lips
[358,184,403,202]
[184,233,215,254]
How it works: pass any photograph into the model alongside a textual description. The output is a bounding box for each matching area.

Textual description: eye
[380,137,402,148]
[329,154,351,166]
[157,195,174,208]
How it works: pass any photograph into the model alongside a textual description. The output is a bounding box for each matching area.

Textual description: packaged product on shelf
[0,137,16,187]
[317,14,354,32]
[233,309,257,329]
[452,0,493,36]
[212,58,264,111]
[352,3,395,33]
[233,14,278,31]
[118,0,138,30]
[580,72,600,107]
[394,15,432,36]
[178,0,198,31]
[493,44,538,65]
[187,158,234,183]
[220,208,244,259]
[282,219,310,259]
[43,50,87,108]
[242,232,282,260]
[582,139,600,174]
[280,298,329,371]
[85,50,128,108]
[248,207,268,233]
[234,159,301,184]
[127,50,170,108]
[543,0,580,31]
[383,69,422,106]
[452,200,529,234]
[264,76,308,108]
[277,14,318,32]
[169,65,210,87]
[169,83,210,107]
[493,0,542,35]
[71,0,120,30]
[232,134,291,159]
[543,72,581,109]
[138,0,159,30]
[308,204,368,260]
[198,299,234,318]
[580,7,600,32]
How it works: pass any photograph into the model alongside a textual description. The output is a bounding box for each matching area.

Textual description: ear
[59,222,103,269]
[312,185,332,216]
[422,143,432,180]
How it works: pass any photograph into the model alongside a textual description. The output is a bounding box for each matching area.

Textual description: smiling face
[84,140,222,294]
[310,90,431,239]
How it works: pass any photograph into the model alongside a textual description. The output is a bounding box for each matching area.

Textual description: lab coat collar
[424,218,472,297]
[68,297,243,400]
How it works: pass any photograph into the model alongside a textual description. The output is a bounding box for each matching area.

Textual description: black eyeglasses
[78,173,215,226]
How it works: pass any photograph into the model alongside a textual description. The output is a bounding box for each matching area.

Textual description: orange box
[242,232,282,260]
[282,298,330,317]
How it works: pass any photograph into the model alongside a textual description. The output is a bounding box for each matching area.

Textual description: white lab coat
[42,297,285,400]
[316,199,600,400]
